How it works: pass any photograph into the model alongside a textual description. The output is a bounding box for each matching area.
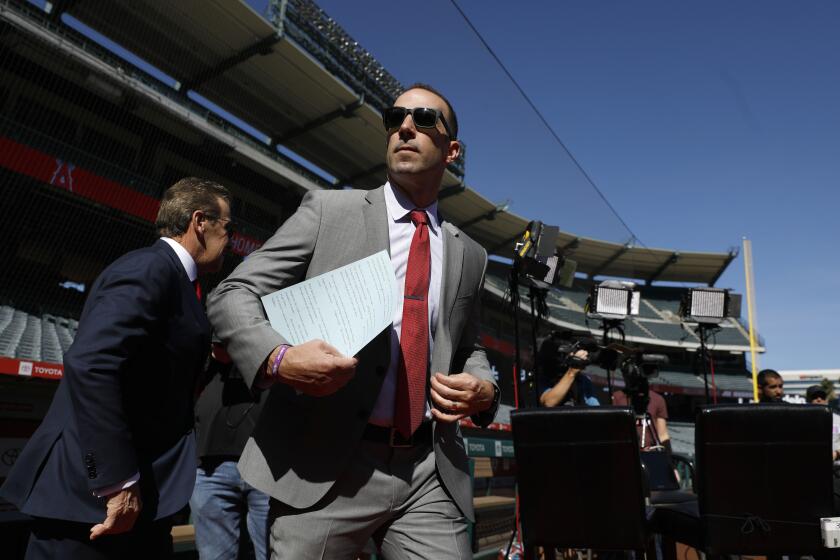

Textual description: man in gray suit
[207,83,499,559]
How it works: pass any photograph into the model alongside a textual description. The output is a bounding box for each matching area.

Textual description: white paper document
[261,251,397,357]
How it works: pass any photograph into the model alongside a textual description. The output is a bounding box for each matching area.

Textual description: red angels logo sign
[50,159,75,192]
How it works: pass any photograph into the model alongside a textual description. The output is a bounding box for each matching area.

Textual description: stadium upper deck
[0,0,762,390]
[46,0,740,285]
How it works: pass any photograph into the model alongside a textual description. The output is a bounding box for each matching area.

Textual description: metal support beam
[438,184,466,200]
[646,252,680,285]
[272,94,365,146]
[337,163,386,187]
[560,237,580,252]
[45,0,80,20]
[708,249,738,287]
[180,33,282,92]
[589,243,631,279]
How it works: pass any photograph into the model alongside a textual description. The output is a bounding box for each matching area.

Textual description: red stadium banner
[0,136,159,222]
[0,135,263,257]
[0,356,63,380]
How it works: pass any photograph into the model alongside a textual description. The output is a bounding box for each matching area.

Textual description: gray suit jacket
[207,185,496,520]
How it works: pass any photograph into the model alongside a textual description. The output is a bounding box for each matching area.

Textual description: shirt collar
[160,237,198,282]
[384,181,440,234]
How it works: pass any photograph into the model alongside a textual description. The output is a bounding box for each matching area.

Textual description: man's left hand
[90,484,142,540]
[430,372,494,423]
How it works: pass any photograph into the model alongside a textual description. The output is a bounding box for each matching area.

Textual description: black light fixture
[586,280,640,321]
[680,288,730,324]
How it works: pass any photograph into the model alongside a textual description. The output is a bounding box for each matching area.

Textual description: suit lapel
[432,221,464,373]
[363,186,390,256]
[363,186,391,361]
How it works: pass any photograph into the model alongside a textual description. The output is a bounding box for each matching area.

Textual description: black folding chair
[695,403,834,556]
[512,407,655,559]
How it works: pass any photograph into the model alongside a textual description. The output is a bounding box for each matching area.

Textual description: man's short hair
[155,177,231,238]
[403,82,459,139]
[757,369,782,387]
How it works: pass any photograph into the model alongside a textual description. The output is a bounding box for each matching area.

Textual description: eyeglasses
[206,214,236,235]
[382,106,454,138]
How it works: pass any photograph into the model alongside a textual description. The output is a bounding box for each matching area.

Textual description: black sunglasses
[382,107,455,139]
[206,214,236,235]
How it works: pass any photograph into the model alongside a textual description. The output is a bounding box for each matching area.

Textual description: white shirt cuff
[93,472,140,498]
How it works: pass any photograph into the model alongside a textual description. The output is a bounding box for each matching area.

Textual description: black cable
[449,0,644,246]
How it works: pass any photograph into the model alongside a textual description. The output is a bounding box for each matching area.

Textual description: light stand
[507,262,551,410]
[586,281,639,402]
[508,259,526,409]
[506,222,563,559]
[680,287,730,404]
[694,323,722,403]
[599,319,626,399]
[527,283,549,401]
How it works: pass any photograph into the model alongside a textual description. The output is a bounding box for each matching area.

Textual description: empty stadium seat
[15,314,42,360]
[40,316,63,363]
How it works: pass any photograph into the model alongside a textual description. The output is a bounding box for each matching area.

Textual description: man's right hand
[567,349,589,375]
[266,340,357,396]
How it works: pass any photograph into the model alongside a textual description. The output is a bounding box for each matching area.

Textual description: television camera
[538,331,668,414]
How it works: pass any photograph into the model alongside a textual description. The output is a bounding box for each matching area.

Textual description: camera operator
[536,331,600,408]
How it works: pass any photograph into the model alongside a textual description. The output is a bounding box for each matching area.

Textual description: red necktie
[194,280,202,301]
[395,210,431,438]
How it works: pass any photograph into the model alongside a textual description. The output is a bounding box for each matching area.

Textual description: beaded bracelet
[269,344,291,380]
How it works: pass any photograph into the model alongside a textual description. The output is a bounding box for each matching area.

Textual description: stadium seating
[0,307,78,362]
[14,315,41,361]
[39,316,61,363]
[0,309,27,358]
[483,267,754,348]
[638,320,696,342]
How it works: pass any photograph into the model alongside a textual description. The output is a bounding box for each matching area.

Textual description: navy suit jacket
[0,240,211,523]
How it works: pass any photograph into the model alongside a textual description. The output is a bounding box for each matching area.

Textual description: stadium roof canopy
[439,188,738,285]
[62,0,463,191]
[60,0,737,285]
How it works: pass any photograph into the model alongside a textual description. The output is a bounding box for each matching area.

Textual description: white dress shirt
[93,237,197,497]
[368,182,443,426]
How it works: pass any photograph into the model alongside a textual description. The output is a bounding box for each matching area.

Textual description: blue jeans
[190,460,270,560]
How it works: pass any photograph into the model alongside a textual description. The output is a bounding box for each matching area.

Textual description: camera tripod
[636,411,662,449]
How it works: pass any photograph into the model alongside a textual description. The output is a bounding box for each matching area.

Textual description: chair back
[696,403,834,555]
[512,407,648,551]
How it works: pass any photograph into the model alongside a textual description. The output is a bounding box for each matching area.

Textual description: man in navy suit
[0,177,233,559]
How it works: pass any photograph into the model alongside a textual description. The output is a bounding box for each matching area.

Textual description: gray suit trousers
[267,440,470,560]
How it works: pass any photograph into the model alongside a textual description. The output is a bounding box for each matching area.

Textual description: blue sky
[257,0,840,371]
[51,0,839,371]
